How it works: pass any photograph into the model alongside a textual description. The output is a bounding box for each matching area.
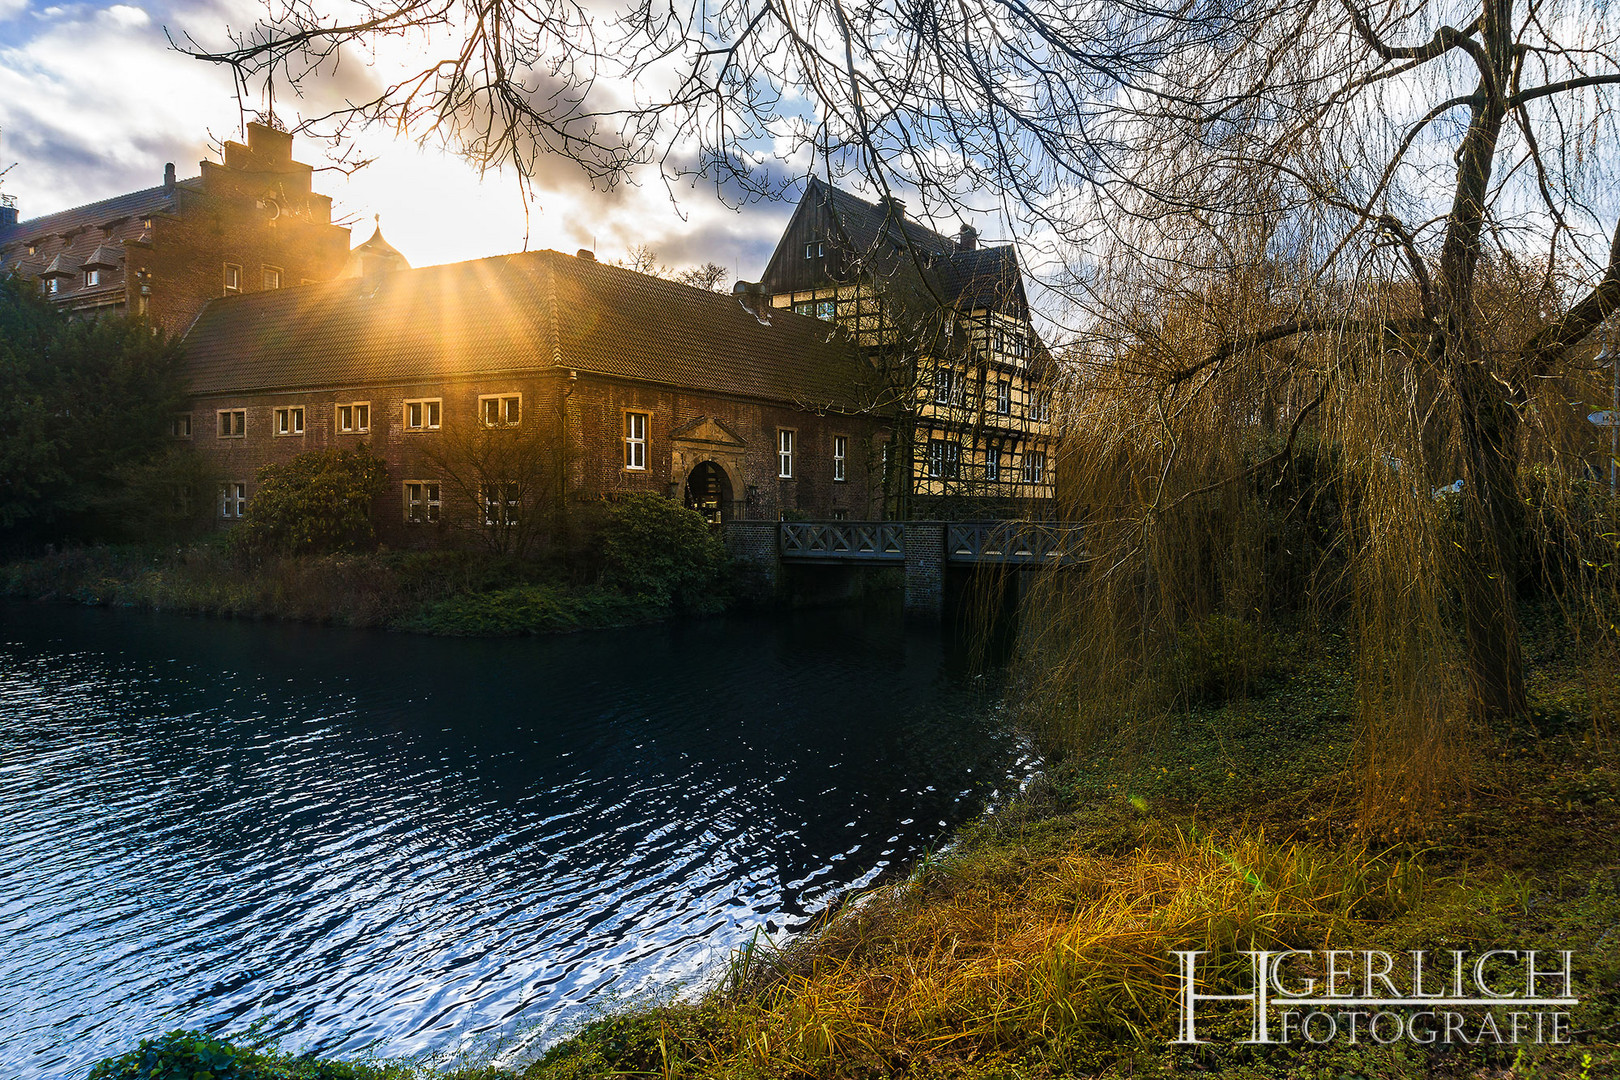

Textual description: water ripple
[0,602,1034,1078]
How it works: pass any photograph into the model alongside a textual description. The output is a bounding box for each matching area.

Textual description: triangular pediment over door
[668,416,747,448]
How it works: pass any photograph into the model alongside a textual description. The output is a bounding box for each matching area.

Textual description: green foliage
[600,494,729,613]
[0,273,188,542]
[236,446,390,556]
[87,1029,412,1080]
[1155,612,1275,707]
[407,583,648,634]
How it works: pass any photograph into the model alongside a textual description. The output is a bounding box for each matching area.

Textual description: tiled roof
[82,245,124,270]
[182,250,879,412]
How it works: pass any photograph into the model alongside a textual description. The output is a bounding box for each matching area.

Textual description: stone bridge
[723,520,1082,616]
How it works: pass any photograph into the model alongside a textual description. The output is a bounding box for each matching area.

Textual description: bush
[87,1029,410,1080]
[600,494,729,613]
[236,446,390,557]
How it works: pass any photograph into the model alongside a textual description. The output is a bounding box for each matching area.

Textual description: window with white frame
[220,482,247,519]
[933,368,958,406]
[778,429,795,478]
[804,241,825,260]
[833,435,848,482]
[1030,394,1051,423]
[1021,450,1047,484]
[223,264,242,295]
[995,379,1011,415]
[927,439,961,479]
[262,265,282,290]
[480,394,521,427]
[274,406,305,436]
[986,447,1001,483]
[44,278,58,295]
[404,399,442,431]
[792,298,837,321]
[404,481,442,523]
[217,409,245,438]
[168,413,192,439]
[481,482,520,526]
[337,402,370,434]
[624,411,648,470]
[85,269,101,288]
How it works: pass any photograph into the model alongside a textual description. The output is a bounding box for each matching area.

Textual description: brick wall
[187,369,889,552]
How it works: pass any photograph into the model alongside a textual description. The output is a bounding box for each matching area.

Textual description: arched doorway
[683,461,732,524]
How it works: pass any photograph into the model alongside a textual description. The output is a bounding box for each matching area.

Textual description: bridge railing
[946,521,1083,564]
[780,521,906,561]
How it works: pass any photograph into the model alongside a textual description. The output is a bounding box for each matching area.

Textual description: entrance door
[683,461,730,524]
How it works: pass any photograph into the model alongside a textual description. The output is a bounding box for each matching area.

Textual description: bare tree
[181,0,1620,813]
[412,415,558,557]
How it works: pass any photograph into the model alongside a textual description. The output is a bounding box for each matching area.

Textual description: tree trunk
[1454,354,1529,720]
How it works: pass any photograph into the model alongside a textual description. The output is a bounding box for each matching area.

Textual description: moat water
[0,600,1030,1078]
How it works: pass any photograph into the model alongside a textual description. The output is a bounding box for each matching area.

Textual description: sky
[0,0,799,279]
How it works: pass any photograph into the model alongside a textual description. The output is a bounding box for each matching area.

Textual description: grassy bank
[83,614,1620,1078]
[0,543,661,635]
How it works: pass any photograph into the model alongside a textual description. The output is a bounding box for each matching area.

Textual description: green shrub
[600,494,729,613]
[236,446,390,557]
[1156,612,1273,707]
[87,1029,410,1080]
[406,583,646,634]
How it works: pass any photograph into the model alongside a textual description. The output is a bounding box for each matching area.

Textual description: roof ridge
[8,183,180,231]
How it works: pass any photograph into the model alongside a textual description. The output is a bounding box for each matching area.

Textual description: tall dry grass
[684,825,1423,1075]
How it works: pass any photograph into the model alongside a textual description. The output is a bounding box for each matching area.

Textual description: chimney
[732,280,770,319]
[956,224,978,252]
[879,194,906,220]
[163,163,176,194]
[576,248,596,261]
[0,195,17,229]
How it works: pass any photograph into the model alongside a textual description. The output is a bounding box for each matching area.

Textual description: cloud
[0,0,806,278]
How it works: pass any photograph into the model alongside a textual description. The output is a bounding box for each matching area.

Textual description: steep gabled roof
[760,178,1029,319]
[182,249,879,413]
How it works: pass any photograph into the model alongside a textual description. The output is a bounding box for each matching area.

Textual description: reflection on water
[0,600,1029,1078]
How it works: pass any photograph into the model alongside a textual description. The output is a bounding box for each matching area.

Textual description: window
[833,435,848,482]
[480,394,521,427]
[996,379,1012,416]
[404,399,442,431]
[1021,450,1047,484]
[933,368,956,406]
[994,327,1006,354]
[1030,395,1051,423]
[482,482,520,526]
[404,481,442,523]
[168,413,192,439]
[927,439,961,479]
[804,241,825,259]
[262,265,282,290]
[986,448,1001,483]
[624,411,648,470]
[217,409,245,438]
[274,406,305,436]
[220,482,247,519]
[792,299,837,321]
[778,429,795,478]
[85,269,101,288]
[1010,334,1030,360]
[44,278,58,295]
[223,263,242,295]
[337,402,371,434]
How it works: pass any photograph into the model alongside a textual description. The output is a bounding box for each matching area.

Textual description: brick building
[756,178,1055,518]
[179,248,890,549]
[0,123,350,336]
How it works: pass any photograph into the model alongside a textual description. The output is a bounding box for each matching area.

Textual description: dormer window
[85,269,100,287]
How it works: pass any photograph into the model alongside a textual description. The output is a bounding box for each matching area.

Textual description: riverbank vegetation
[2,493,730,635]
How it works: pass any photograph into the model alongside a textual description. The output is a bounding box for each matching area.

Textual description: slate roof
[182,249,879,412]
[766,178,1028,318]
[0,183,186,278]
